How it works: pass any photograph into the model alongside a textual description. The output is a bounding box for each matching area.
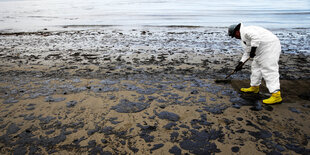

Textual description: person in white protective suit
[228,23,282,104]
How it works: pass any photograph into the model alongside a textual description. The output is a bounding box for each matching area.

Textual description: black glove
[235,61,243,72]
[250,47,257,58]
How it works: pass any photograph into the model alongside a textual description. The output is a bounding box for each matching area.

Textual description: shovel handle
[225,57,251,79]
[225,70,236,79]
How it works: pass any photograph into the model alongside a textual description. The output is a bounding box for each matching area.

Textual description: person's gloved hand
[235,61,243,72]
[250,47,257,58]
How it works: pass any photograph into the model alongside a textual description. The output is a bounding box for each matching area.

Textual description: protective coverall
[239,23,281,93]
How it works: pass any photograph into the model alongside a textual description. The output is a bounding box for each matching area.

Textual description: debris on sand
[111,99,149,113]
[156,111,180,121]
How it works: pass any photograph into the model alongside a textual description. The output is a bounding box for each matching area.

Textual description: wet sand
[0,27,309,154]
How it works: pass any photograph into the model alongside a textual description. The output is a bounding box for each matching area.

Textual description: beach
[0,26,309,154]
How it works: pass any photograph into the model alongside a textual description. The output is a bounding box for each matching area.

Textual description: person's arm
[240,41,250,62]
[246,30,260,58]
[241,30,260,61]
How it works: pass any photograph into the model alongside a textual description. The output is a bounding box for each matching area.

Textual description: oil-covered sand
[0,27,309,154]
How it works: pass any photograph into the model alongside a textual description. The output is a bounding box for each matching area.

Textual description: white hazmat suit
[239,23,281,93]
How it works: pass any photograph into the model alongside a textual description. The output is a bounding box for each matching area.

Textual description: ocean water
[0,0,310,32]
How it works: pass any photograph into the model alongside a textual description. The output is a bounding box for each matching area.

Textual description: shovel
[215,57,250,83]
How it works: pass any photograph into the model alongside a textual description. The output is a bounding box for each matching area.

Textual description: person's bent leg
[240,60,262,93]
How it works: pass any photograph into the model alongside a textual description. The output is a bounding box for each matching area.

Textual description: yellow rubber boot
[240,86,259,93]
[263,91,282,104]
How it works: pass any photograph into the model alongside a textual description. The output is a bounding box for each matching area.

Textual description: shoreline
[1,25,310,34]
